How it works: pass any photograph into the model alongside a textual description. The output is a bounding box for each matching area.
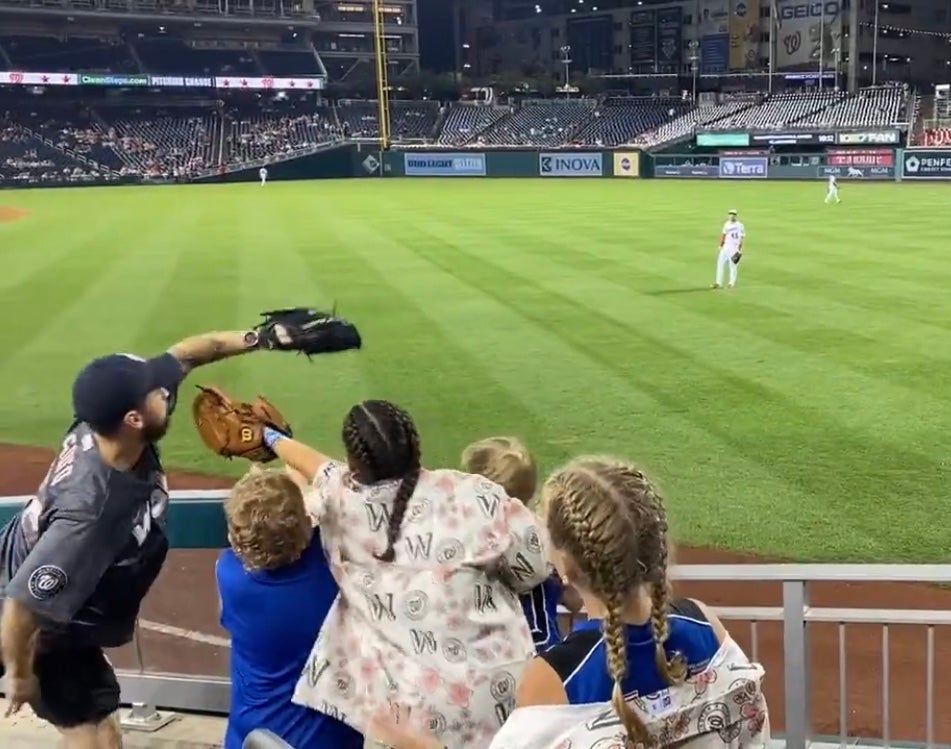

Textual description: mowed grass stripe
[454,215,951,464]
[384,213,836,546]
[412,215,949,559]
[299,215,552,470]
[519,224,951,408]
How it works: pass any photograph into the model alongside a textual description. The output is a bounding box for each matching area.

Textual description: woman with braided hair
[263,400,551,748]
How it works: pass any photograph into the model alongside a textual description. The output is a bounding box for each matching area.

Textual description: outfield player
[0,327,277,748]
[259,166,268,186]
[713,209,744,290]
[825,174,840,203]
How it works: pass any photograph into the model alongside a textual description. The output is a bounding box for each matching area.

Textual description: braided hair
[542,457,683,747]
[342,400,421,563]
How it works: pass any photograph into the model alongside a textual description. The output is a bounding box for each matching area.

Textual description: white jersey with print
[721,220,745,252]
[291,462,550,747]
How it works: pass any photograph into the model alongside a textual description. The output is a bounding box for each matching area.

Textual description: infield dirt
[0,442,948,742]
[0,206,29,223]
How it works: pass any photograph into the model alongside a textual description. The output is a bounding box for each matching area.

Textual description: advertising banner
[750,131,835,145]
[149,76,214,88]
[80,73,150,86]
[826,149,893,167]
[539,153,604,177]
[0,71,78,86]
[404,153,486,177]
[697,132,750,147]
[655,164,720,178]
[214,76,324,90]
[630,9,657,65]
[697,0,728,73]
[901,149,951,180]
[656,7,683,70]
[730,0,761,69]
[818,165,895,179]
[774,0,842,69]
[836,130,900,145]
[613,152,640,177]
[719,156,768,178]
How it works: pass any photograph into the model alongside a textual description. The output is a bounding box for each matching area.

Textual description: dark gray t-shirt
[0,354,184,650]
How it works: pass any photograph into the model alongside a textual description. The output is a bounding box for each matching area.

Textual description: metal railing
[1,491,950,748]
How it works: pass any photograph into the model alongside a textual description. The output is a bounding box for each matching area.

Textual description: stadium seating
[224,108,336,164]
[96,106,218,178]
[134,37,259,76]
[630,100,755,148]
[571,98,690,146]
[794,86,905,129]
[0,121,112,185]
[704,92,843,130]
[436,103,508,145]
[477,99,597,146]
[335,100,440,141]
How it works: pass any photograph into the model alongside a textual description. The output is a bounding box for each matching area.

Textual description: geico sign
[780,1,840,20]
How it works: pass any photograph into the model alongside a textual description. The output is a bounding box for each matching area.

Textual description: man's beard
[142,418,171,443]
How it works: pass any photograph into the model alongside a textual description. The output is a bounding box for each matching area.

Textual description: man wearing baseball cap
[0,327,269,747]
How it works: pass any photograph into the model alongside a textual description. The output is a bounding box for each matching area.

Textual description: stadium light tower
[687,41,700,102]
[560,45,572,88]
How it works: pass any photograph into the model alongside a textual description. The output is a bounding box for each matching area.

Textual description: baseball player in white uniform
[825,174,840,203]
[713,209,744,290]
[259,166,268,187]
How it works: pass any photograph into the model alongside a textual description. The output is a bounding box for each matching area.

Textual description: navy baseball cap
[72,353,183,432]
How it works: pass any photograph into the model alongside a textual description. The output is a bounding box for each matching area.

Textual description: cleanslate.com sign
[539,153,603,177]
[902,150,951,180]
[404,153,486,176]
[719,157,767,179]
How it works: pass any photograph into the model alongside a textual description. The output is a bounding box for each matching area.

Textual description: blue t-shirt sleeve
[215,550,238,632]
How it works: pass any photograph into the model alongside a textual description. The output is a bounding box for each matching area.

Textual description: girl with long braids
[494,457,769,749]
[264,400,551,747]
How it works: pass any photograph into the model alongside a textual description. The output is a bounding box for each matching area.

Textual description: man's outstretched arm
[167,330,260,375]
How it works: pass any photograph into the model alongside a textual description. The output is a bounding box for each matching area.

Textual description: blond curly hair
[461,436,537,503]
[224,469,312,572]
[543,457,685,747]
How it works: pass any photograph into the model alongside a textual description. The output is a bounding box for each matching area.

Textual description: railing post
[782,580,810,749]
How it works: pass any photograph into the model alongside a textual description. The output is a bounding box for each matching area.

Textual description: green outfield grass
[0,178,948,562]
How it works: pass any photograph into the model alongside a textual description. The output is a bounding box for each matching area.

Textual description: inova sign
[539,153,604,177]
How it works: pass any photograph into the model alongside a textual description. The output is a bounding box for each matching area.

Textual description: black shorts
[1,645,120,728]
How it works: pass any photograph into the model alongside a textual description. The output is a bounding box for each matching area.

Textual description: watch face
[244,330,259,347]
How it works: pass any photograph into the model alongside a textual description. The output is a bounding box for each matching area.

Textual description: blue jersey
[521,573,563,652]
[539,598,720,704]
[216,532,362,749]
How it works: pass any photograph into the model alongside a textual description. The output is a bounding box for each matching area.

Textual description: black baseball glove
[731,252,743,265]
[254,307,362,358]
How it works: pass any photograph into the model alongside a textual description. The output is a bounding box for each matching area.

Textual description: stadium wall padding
[384,149,643,178]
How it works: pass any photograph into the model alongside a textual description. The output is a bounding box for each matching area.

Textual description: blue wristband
[263,427,286,450]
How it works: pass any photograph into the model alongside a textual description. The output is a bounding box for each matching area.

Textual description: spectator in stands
[264,400,551,747]
[461,436,582,653]
[216,468,362,749]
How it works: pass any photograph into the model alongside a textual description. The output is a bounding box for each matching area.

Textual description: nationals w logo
[783,31,801,55]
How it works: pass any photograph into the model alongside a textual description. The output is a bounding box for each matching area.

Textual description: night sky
[417,0,454,72]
